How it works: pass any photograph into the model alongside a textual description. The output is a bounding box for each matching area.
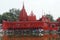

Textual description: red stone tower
[19,4,27,21]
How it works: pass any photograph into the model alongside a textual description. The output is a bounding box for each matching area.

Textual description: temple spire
[19,2,27,21]
[23,2,24,9]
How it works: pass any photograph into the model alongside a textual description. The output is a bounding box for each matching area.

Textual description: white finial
[44,11,45,15]
[42,9,43,16]
[48,11,50,14]
[42,9,44,16]
[42,9,46,15]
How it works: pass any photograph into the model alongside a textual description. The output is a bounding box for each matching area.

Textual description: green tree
[0,15,2,23]
[45,14,54,21]
[2,12,13,21]
[9,8,20,21]
[2,8,20,21]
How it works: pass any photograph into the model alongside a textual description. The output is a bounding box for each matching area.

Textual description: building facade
[2,4,59,36]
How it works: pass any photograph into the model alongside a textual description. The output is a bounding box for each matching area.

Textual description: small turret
[28,11,36,21]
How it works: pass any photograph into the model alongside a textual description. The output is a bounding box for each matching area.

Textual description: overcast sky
[0,0,60,20]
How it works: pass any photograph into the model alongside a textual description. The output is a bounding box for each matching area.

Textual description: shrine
[2,4,59,36]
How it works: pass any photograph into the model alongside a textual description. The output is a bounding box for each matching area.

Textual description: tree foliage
[45,14,54,21]
[1,8,20,23]
[0,15,2,23]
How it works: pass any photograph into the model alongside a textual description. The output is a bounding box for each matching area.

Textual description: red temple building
[2,4,60,37]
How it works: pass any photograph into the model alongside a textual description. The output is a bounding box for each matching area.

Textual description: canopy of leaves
[1,8,20,22]
[45,14,54,21]
[0,15,2,23]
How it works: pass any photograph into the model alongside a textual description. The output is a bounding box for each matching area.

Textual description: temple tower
[19,4,27,21]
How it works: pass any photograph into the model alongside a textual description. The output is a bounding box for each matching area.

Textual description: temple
[19,4,36,21]
[2,4,60,36]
